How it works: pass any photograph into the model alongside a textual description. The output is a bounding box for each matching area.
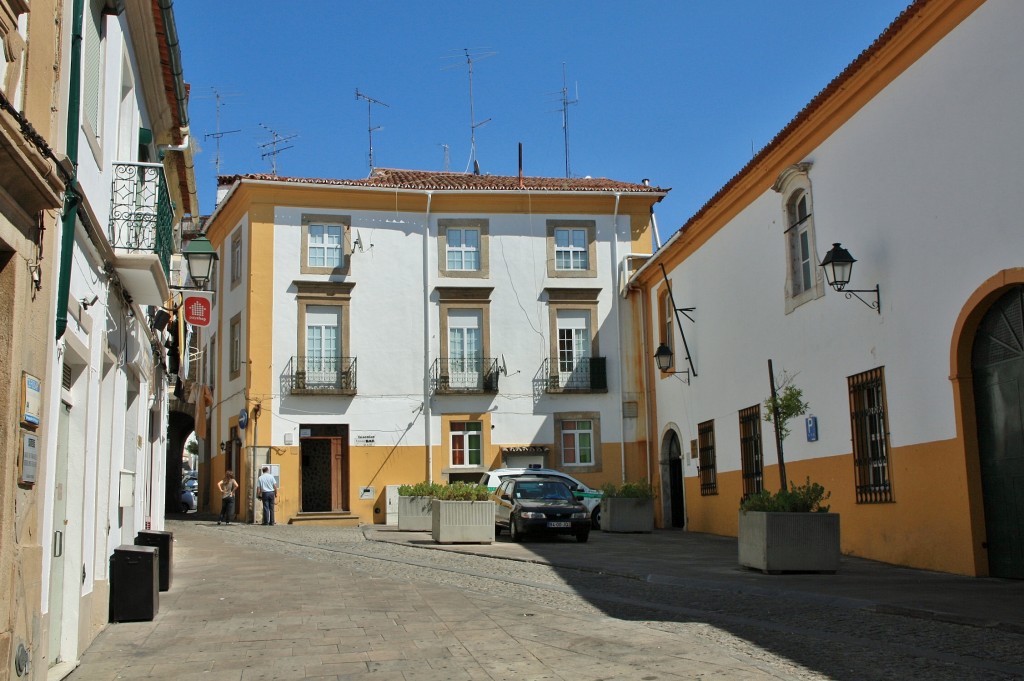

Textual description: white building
[630,0,1024,577]
[25,1,197,676]
[198,169,666,526]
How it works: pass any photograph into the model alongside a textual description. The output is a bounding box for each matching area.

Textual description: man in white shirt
[257,466,278,525]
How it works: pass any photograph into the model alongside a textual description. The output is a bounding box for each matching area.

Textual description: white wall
[655,0,1024,475]
[267,202,628,454]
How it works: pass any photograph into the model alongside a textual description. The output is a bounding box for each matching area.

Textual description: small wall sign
[806,415,819,442]
[22,372,41,426]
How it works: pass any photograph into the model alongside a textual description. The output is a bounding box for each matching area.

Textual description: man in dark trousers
[257,466,278,525]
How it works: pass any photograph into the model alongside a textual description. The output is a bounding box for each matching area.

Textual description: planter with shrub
[430,482,495,544]
[397,482,443,531]
[738,478,839,574]
[600,480,655,533]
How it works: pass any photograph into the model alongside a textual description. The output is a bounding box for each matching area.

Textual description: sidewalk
[363,525,1024,633]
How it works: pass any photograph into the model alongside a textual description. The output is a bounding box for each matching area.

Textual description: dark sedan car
[491,476,591,543]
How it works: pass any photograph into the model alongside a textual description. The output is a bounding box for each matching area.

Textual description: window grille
[848,367,894,503]
[738,405,764,499]
[697,420,718,496]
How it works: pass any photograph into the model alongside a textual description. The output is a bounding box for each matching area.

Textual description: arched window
[773,163,824,313]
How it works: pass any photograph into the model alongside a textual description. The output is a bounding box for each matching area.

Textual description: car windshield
[515,481,574,501]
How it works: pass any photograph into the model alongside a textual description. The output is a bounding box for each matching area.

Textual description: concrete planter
[397,496,434,531]
[601,497,654,533]
[738,511,840,574]
[431,499,495,544]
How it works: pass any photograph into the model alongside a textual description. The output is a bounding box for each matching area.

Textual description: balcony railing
[431,357,499,394]
[110,162,173,276]
[543,356,607,393]
[286,356,357,395]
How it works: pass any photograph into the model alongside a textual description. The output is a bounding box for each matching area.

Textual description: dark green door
[972,285,1024,578]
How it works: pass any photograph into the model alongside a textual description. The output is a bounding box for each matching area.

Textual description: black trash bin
[135,530,172,591]
[109,545,159,622]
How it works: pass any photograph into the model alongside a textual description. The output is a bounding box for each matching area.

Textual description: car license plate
[547,521,571,528]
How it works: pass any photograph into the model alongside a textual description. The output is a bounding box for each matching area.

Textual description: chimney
[518,143,524,189]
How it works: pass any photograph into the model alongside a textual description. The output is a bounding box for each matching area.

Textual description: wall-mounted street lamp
[654,343,690,384]
[819,242,880,314]
[182,234,218,291]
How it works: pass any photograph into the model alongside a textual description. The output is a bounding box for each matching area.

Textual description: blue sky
[174,1,911,239]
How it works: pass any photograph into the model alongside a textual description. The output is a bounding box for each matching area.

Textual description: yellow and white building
[200,169,666,525]
[630,0,1024,577]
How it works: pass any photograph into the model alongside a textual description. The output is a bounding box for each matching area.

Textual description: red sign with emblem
[182,294,212,327]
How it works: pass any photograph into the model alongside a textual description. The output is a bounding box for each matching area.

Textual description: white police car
[479,466,604,528]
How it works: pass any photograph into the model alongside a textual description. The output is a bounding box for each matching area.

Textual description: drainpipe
[422,192,433,482]
[55,0,84,340]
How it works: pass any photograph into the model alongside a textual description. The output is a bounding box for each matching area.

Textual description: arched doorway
[972,284,1024,578]
[663,429,686,528]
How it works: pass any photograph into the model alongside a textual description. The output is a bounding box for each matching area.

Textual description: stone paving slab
[66,521,820,681]
[364,525,1024,632]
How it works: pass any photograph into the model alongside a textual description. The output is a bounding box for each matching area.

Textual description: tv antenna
[556,64,579,178]
[355,89,389,171]
[258,124,297,175]
[199,87,240,174]
[444,48,494,173]
[439,143,450,172]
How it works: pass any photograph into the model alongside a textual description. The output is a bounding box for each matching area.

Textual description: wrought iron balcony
[286,356,357,395]
[543,357,607,393]
[110,162,173,276]
[431,357,499,394]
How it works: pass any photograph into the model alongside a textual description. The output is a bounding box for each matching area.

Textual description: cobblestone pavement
[67,521,1024,681]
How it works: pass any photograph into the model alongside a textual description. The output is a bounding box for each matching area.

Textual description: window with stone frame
[773,163,825,313]
[546,220,596,278]
[300,213,351,276]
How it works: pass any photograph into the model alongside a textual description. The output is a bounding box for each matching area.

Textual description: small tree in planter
[600,479,655,533]
[397,482,444,531]
[431,481,495,544]
[741,365,839,574]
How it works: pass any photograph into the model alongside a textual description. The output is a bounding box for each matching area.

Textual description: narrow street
[67,520,1024,681]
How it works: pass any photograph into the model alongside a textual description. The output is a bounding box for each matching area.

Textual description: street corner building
[629,0,1024,578]
[196,168,668,528]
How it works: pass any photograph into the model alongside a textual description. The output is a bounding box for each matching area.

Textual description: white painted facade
[637,0,1024,575]
[205,176,664,523]
[29,2,197,675]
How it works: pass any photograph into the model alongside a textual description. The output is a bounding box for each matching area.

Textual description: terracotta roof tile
[219,168,668,194]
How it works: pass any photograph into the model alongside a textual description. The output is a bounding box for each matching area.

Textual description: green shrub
[397,481,444,497]
[740,477,831,513]
[434,481,491,501]
[601,479,656,500]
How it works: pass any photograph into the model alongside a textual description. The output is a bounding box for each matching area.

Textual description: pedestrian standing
[257,466,278,525]
[217,470,238,525]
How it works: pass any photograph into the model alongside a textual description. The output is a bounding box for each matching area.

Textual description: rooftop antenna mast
[439,143,450,172]
[258,124,297,175]
[559,63,579,179]
[355,89,389,171]
[444,48,494,173]
[201,87,240,174]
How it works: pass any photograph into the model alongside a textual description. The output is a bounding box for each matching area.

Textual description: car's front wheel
[591,507,601,530]
[494,524,502,536]
[509,517,523,542]
[181,502,191,513]
[576,530,590,543]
